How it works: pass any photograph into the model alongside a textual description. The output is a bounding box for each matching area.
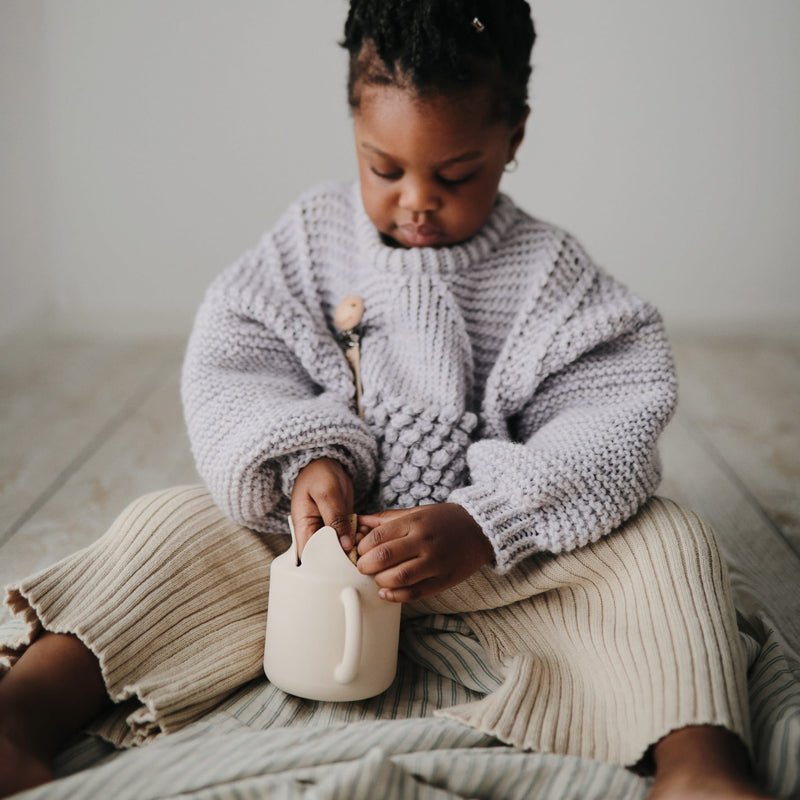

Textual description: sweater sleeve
[448,261,677,573]
[180,234,378,532]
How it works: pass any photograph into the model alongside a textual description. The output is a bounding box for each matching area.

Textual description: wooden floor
[1,328,798,653]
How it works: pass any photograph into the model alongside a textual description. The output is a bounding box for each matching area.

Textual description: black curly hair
[342,0,536,127]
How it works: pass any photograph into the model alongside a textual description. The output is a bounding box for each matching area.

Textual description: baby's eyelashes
[370,166,479,187]
[371,167,402,180]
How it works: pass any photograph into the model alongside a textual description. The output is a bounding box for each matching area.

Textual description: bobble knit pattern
[181,182,677,572]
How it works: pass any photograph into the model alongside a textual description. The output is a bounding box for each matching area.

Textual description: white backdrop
[2,0,799,339]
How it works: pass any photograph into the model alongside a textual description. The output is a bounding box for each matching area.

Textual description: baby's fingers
[357,541,439,601]
[357,509,415,529]
[356,527,418,574]
[376,576,447,604]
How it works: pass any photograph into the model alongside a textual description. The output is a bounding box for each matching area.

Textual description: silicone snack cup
[263,519,402,702]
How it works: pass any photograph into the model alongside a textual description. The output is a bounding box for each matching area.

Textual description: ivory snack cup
[264,524,402,702]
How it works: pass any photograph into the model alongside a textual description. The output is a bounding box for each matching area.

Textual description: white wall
[1,0,798,339]
[508,0,800,334]
[0,1,52,338]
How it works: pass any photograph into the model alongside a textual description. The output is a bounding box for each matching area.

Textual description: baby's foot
[0,732,54,798]
[649,725,775,800]
[647,772,773,800]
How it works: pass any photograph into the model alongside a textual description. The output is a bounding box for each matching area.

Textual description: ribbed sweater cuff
[447,484,539,573]
[449,480,650,573]
[277,445,365,500]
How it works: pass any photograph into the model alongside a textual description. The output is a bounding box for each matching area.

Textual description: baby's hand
[290,458,355,558]
[356,503,493,603]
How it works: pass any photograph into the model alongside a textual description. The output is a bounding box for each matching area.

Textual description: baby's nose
[399,180,441,213]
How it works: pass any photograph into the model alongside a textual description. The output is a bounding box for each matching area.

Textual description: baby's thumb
[323,511,358,553]
[290,515,318,561]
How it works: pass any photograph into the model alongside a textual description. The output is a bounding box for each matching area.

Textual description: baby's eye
[371,167,402,181]
[438,171,478,188]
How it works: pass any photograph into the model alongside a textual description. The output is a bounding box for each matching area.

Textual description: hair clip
[471,17,485,33]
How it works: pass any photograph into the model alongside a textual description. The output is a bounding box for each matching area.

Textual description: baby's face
[353,84,524,248]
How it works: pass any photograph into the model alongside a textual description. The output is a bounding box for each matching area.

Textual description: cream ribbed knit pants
[1,486,750,766]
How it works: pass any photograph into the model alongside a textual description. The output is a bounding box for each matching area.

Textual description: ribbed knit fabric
[411,496,751,765]
[3,486,287,747]
[2,488,749,765]
[181,181,677,572]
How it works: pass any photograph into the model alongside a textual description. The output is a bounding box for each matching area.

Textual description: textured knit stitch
[181,181,677,572]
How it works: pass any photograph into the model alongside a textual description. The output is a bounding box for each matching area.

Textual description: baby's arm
[181,233,377,532]
[355,504,493,602]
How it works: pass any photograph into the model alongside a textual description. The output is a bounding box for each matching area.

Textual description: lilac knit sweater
[181,182,677,572]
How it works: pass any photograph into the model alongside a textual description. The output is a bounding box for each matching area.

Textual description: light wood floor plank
[0,330,186,544]
[671,335,800,553]
[660,414,800,658]
[0,371,198,619]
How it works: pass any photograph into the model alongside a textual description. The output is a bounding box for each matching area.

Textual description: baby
[0,2,773,798]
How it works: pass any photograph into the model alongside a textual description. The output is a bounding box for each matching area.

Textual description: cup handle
[334,586,361,684]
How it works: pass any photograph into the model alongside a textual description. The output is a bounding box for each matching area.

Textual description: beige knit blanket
[408,496,749,765]
[2,489,748,768]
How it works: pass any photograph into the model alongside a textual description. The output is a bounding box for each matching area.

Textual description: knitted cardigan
[181,181,677,573]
